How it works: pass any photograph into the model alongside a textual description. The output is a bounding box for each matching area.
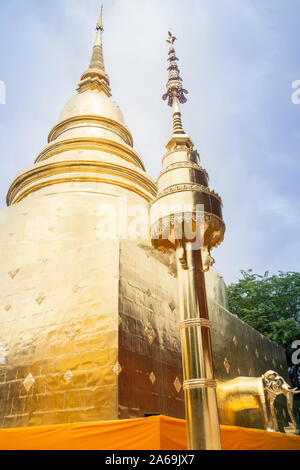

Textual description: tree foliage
[227,270,300,349]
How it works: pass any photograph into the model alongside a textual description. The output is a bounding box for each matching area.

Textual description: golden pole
[151,30,225,450]
[176,244,221,450]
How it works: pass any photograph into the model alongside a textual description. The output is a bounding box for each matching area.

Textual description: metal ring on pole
[183,378,217,390]
[179,318,211,329]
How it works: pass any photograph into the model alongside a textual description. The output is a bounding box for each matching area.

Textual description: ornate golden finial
[78,4,111,96]
[167,31,177,45]
[163,31,188,135]
[163,31,188,108]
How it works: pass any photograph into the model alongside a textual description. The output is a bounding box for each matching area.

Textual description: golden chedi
[7,9,155,208]
[0,8,294,439]
[0,8,165,427]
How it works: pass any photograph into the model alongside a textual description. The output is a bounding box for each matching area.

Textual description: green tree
[227,270,300,348]
[227,270,300,416]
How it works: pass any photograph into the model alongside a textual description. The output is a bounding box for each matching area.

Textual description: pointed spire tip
[96,4,104,31]
[167,31,177,45]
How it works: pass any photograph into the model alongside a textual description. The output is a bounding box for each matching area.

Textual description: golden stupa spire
[97,4,104,31]
[163,32,189,136]
[77,5,111,96]
[94,4,104,46]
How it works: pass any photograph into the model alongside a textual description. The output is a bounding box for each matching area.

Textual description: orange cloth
[0,416,299,450]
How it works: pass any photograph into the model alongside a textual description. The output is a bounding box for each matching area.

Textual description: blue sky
[0,0,299,284]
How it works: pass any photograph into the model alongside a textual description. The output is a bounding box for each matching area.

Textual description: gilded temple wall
[0,196,292,430]
[0,193,123,427]
[118,240,185,419]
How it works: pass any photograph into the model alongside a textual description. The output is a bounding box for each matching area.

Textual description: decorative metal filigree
[151,212,225,248]
[224,358,231,374]
[162,32,188,107]
[153,182,222,204]
[145,323,157,345]
[158,161,209,180]
[149,372,156,385]
[8,269,20,280]
[23,374,35,392]
[112,362,122,376]
[174,377,182,393]
[64,370,74,382]
[65,324,81,341]
[35,294,46,306]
